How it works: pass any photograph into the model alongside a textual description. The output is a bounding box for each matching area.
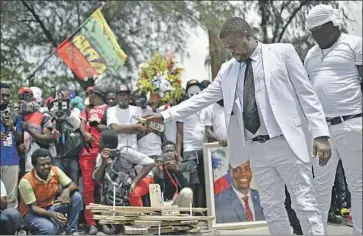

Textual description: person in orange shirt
[18,148,82,235]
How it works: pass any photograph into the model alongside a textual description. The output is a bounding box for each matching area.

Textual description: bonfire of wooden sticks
[87,203,214,235]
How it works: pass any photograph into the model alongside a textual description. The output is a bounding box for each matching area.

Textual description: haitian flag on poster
[56,9,127,80]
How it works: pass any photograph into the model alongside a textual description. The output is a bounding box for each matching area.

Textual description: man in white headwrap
[304,4,362,235]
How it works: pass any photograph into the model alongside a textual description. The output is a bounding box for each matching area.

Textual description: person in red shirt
[79,85,108,235]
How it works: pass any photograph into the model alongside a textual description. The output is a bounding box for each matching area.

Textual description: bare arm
[0,196,7,210]
[29,202,56,218]
[109,123,145,134]
[132,163,154,186]
[176,122,183,158]
[92,159,108,182]
[205,126,221,142]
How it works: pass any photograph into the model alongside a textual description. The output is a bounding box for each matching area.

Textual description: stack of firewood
[87,203,214,235]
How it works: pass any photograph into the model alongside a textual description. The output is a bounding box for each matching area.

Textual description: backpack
[59,117,83,158]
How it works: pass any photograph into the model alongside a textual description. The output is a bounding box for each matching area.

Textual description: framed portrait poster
[203,142,267,230]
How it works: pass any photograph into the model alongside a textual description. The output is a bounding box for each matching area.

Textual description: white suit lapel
[224,61,240,128]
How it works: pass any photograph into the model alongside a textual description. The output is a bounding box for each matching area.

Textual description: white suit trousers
[248,136,325,235]
[313,117,362,235]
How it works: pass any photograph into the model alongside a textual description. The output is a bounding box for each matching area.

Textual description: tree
[204,0,354,78]
[0,1,205,93]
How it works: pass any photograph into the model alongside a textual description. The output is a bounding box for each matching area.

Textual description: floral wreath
[136,52,184,106]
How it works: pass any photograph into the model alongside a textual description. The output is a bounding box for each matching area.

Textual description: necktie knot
[242,195,249,202]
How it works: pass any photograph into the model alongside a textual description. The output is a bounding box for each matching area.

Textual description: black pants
[285,186,303,235]
[182,150,206,208]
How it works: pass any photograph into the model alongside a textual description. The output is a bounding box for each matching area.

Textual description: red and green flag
[56,9,127,80]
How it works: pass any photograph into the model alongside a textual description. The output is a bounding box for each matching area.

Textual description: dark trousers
[53,157,79,185]
[285,186,303,235]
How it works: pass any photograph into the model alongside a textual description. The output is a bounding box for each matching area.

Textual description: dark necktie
[243,58,260,134]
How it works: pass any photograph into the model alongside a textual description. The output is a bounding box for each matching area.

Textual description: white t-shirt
[180,107,211,151]
[137,106,162,156]
[304,33,362,117]
[1,180,7,197]
[107,105,142,150]
[205,103,227,141]
[164,121,177,144]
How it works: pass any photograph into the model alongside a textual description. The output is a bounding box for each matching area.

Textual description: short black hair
[161,140,176,150]
[219,17,252,39]
[99,129,118,150]
[31,148,51,166]
[0,82,10,89]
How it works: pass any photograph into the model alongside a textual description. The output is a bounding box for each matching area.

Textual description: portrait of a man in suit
[215,161,265,223]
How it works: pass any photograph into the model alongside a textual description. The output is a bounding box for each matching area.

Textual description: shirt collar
[33,169,55,183]
[232,186,251,200]
[249,41,262,62]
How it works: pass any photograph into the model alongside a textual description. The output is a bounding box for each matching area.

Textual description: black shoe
[328,214,341,224]
[88,225,98,235]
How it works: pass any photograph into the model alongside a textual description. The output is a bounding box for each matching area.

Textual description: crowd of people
[0,3,361,236]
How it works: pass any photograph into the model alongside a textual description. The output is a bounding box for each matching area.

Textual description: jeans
[0,208,21,234]
[23,191,83,235]
[0,165,20,208]
[53,158,79,185]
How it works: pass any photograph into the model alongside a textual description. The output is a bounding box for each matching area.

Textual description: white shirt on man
[137,106,162,156]
[204,103,227,140]
[107,105,142,150]
[1,180,7,197]
[236,42,282,140]
[232,186,255,221]
[304,33,362,117]
[180,107,210,152]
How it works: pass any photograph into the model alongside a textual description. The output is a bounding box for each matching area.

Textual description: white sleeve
[1,180,7,197]
[353,36,362,65]
[106,107,118,126]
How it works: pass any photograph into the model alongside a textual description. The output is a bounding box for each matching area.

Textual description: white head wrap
[30,87,43,104]
[305,4,343,31]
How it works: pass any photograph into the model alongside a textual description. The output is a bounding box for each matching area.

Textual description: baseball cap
[93,85,106,98]
[185,79,201,92]
[118,84,130,93]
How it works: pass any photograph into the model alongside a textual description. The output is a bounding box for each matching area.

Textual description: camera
[19,101,39,115]
[156,152,174,164]
[109,149,121,159]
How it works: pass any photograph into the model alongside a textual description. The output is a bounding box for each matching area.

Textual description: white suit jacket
[162,43,329,167]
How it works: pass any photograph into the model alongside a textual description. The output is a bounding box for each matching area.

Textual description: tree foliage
[1,0,356,93]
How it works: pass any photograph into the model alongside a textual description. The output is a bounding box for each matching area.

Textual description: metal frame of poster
[203,142,267,230]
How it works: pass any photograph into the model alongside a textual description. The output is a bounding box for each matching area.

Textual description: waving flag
[56,9,127,80]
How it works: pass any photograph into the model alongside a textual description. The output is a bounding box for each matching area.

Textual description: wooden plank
[93,215,214,221]
[123,225,148,235]
[133,220,199,227]
[148,226,190,234]
[149,184,162,208]
[87,203,206,213]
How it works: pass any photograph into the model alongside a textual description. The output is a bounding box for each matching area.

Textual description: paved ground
[217,224,352,235]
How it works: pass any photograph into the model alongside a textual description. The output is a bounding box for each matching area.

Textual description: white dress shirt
[107,105,142,150]
[204,103,227,140]
[236,42,282,140]
[232,186,255,221]
[304,33,362,117]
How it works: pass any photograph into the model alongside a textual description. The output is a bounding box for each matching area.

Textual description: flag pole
[25,1,106,86]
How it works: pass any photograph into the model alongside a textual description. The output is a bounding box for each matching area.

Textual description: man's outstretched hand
[143,113,164,123]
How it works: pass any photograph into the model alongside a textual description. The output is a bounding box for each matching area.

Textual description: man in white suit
[304,5,362,235]
[145,17,331,235]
